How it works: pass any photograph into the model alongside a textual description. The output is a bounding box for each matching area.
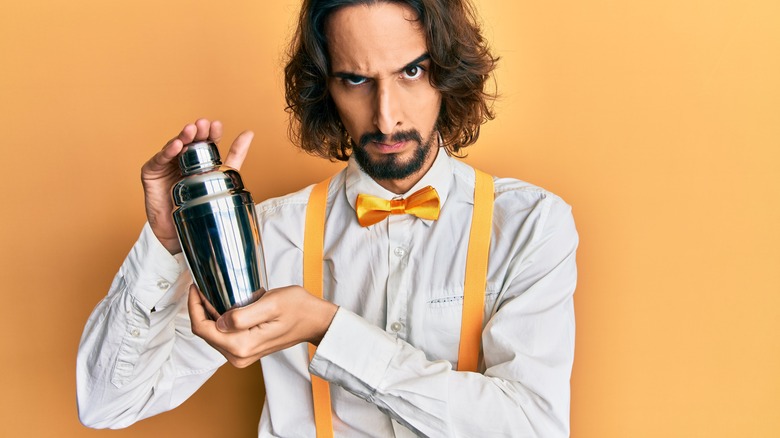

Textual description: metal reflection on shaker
[171,141,268,315]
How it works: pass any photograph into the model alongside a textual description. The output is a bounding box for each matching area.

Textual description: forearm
[310,306,574,437]
[76,224,225,429]
[310,197,579,437]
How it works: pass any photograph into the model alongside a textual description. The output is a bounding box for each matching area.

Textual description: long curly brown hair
[284,0,498,161]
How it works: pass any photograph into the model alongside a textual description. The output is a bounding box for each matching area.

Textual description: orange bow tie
[355,186,441,227]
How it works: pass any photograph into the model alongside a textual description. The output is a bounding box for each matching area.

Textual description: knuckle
[234,345,253,360]
[226,351,254,369]
[264,299,280,316]
[224,311,246,330]
[235,358,253,369]
[224,339,252,360]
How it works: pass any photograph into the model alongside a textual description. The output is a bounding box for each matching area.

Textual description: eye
[402,65,424,80]
[344,75,368,86]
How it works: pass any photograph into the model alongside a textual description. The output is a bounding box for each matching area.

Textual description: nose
[373,80,402,135]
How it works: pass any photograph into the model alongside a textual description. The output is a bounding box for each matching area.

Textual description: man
[77,0,578,436]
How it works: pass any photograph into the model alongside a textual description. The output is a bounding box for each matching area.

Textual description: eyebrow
[331,53,431,79]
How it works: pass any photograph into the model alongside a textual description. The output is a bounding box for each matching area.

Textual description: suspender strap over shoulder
[303,169,494,437]
[304,177,334,437]
[458,169,494,372]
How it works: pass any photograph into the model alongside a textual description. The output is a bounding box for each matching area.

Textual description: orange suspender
[304,177,334,437]
[303,169,494,437]
[458,169,494,372]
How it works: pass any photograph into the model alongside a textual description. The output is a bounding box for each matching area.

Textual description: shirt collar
[345,148,454,226]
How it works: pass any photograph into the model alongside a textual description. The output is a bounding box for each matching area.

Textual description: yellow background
[1,0,778,436]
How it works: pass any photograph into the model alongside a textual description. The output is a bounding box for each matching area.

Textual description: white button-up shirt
[77,150,578,437]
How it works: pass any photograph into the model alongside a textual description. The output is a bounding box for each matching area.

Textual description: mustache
[358,130,423,148]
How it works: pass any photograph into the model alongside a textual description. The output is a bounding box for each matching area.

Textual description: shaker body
[172,141,267,315]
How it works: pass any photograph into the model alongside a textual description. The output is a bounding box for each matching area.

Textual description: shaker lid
[179,141,222,175]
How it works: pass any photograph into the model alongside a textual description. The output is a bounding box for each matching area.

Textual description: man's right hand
[141,118,254,255]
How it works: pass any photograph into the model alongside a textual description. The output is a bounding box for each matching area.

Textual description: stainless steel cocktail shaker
[172,141,267,315]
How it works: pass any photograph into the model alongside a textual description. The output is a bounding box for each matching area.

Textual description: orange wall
[1,0,778,436]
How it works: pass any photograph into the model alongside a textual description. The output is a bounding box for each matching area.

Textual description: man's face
[325,2,442,191]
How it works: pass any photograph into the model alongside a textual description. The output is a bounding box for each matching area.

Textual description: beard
[352,128,437,181]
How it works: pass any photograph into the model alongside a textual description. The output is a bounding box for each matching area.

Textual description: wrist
[161,239,182,255]
[311,302,339,346]
[147,221,181,255]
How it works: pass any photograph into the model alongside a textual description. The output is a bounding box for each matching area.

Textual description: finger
[194,118,212,141]
[188,285,212,324]
[223,130,254,170]
[187,286,236,346]
[188,286,267,367]
[188,284,224,341]
[209,120,223,144]
[216,291,274,332]
[143,139,185,175]
[175,123,198,146]
[143,123,195,173]
[197,288,222,321]
[188,287,241,350]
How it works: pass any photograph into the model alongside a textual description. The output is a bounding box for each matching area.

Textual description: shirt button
[390,322,403,332]
[156,280,170,290]
[130,328,141,337]
[393,247,406,257]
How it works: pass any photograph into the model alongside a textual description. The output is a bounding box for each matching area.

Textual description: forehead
[324,2,427,74]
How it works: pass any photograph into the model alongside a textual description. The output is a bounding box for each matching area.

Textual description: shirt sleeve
[76,223,226,429]
[310,194,578,437]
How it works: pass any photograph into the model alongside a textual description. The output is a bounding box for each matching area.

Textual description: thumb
[223,130,254,170]
[216,294,275,333]
[216,306,244,333]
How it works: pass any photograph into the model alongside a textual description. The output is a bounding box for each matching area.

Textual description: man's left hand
[188,284,339,368]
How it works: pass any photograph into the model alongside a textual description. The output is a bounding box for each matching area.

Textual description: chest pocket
[421,287,499,367]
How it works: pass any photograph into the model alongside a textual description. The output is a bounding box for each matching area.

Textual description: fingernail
[216,318,227,332]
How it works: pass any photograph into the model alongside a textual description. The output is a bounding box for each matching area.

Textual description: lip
[371,141,406,153]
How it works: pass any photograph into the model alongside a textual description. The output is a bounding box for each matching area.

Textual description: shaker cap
[179,141,222,175]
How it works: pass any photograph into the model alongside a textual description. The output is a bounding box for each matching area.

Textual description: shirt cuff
[121,223,187,311]
[309,308,398,391]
